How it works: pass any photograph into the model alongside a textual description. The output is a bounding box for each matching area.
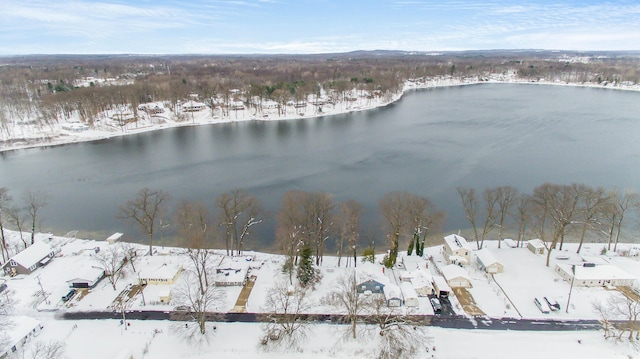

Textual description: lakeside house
[4,241,54,276]
[432,275,451,298]
[215,257,250,286]
[383,283,402,307]
[555,263,636,287]
[400,282,419,307]
[443,234,472,266]
[138,261,183,285]
[181,100,206,112]
[66,266,105,289]
[355,262,389,294]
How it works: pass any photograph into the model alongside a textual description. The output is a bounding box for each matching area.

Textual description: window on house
[375,286,380,290]
[361,286,366,290]
[9,260,17,267]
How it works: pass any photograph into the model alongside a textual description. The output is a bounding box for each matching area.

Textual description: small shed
[106,232,123,244]
[383,284,402,307]
[400,282,419,307]
[5,241,54,276]
[475,249,504,274]
[527,239,546,255]
[441,264,472,288]
[432,275,451,298]
[503,238,517,248]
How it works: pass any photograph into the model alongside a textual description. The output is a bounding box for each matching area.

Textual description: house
[61,122,89,132]
[4,241,54,276]
[555,263,636,287]
[441,264,472,288]
[215,257,250,286]
[443,234,472,266]
[0,316,42,359]
[106,232,123,244]
[357,278,386,294]
[383,284,402,307]
[66,266,105,289]
[400,282,419,307]
[182,100,206,112]
[432,275,451,298]
[138,262,183,285]
[475,249,504,274]
[527,239,546,255]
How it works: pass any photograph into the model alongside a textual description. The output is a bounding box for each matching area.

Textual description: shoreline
[1,76,639,153]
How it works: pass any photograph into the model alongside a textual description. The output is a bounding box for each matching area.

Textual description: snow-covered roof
[441,264,471,282]
[1,316,41,356]
[527,239,546,249]
[355,262,388,284]
[432,275,451,292]
[383,283,402,299]
[66,266,104,283]
[182,100,206,108]
[10,241,53,268]
[444,234,472,251]
[139,260,183,281]
[557,263,635,281]
[448,255,468,264]
[400,282,418,299]
[402,255,427,270]
[475,249,502,268]
[106,232,123,241]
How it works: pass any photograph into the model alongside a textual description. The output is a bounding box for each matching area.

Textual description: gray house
[5,242,54,276]
[356,279,385,294]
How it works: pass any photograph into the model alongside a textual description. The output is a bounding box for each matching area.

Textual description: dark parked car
[62,289,76,302]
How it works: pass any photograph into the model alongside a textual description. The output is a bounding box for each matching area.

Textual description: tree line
[2,51,639,142]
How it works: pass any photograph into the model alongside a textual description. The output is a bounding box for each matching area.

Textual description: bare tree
[457,187,480,249]
[593,293,640,344]
[303,192,334,266]
[364,295,430,359]
[5,206,27,249]
[118,188,171,256]
[23,189,49,245]
[276,191,306,283]
[380,191,412,267]
[575,185,608,253]
[173,269,224,335]
[511,194,532,248]
[22,340,66,359]
[261,280,311,350]
[214,189,263,256]
[607,189,640,252]
[480,188,499,248]
[175,200,215,291]
[322,271,371,339]
[495,186,518,248]
[0,188,12,262]
[337,200,361,267]
[95,243,127,291]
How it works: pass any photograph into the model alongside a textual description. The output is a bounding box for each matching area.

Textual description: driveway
[452,287,485,316]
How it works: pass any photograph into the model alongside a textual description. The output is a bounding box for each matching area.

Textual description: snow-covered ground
[3,74,639,153]
[2,229,640,358]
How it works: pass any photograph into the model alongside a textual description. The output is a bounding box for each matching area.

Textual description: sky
[0,0,639,55]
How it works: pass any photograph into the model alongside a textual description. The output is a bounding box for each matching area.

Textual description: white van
[534,297,549,313]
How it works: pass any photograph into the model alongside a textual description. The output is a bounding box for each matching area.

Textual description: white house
[402,255,428,271]
[555,263,636,287]
[443,234,472,266]
[383,283,402,307]
[0,316,42,358]
[138,262,183,285]
[441,264,472,288]
[475,249,504,274]
[410,270,434,297]
[4,241,54,276]
[182,100,206,112]
[215,257,250,286]
[400,282,419,307]
[527,239,546,255]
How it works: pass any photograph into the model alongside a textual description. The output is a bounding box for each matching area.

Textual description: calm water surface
[2,84,640,248]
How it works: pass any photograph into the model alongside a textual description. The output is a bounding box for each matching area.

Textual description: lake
[2,84,640,249]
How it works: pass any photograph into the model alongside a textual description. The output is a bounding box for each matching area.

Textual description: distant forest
[1,50,639,137]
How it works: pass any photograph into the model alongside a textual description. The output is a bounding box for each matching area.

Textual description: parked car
[534,297,549,313]
[544,297,560,311]
[61,289,76,302]
[430,297,442,313]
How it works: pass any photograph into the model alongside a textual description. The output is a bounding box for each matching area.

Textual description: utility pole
[565,264,576,313]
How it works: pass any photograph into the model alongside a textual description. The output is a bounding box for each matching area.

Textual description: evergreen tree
[297,246,315,287]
